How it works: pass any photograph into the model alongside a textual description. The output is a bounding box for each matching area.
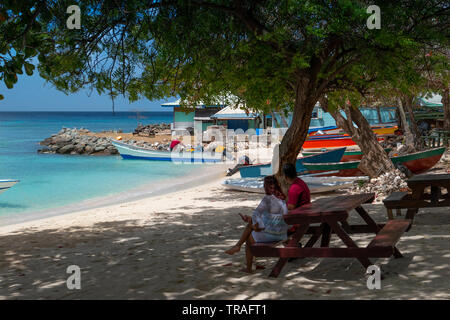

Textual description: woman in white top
[225,175,289,273]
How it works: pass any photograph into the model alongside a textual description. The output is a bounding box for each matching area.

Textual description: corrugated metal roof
[210,105,259,119]
[419,94,443,107]
[161,98,229,108]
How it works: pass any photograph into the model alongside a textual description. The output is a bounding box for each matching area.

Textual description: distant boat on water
[111,140,225,162]
[0,179,19,194]
[303,147,446,177]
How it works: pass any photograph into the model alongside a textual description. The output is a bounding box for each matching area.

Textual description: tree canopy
[1,0,449,178]
[2,1,447,107]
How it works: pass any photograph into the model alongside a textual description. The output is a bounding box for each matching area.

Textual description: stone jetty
[38,127,171,155]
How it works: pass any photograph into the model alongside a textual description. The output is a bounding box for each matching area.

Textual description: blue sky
[0,71,173,112]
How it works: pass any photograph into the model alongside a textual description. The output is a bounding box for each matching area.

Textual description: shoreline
[0,163,229,228]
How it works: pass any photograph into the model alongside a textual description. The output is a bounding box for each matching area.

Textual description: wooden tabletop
[407,174,450,186]
[284,193,375,225]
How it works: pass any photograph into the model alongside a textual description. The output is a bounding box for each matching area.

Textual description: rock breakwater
[38,127,171,155]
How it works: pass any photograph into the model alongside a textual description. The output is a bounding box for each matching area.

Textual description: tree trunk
[321,98,396,178]
[275,88,316,194]
[402,95,422,150]
[397,98,415,150]
[396,108,404,133]
[443,87,450,146]
[443,88,450,131]
[376,106,382,124]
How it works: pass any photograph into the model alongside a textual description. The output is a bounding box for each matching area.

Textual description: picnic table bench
[383,174,450,223]
[250,193,411,278]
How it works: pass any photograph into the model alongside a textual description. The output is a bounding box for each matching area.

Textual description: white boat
[111,140,225,163]
[0,179,19,194]
[222,176,367,194]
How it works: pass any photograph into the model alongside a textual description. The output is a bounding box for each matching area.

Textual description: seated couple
[225,163,311,273]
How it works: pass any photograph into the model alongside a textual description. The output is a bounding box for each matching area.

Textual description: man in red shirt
[282,163,311,237]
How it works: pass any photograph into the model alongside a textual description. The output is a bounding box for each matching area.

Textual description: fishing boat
[0,179,19,194]
[308,125,338,135]
[222,175,367,194]
[302,136,357,149]
[302,148,392,162]
[303,132,387,150]
[371,125,398,135]
[309,124,397,137]
[111,140,225,162]
[238,147,346,178]
[303,147,446,177]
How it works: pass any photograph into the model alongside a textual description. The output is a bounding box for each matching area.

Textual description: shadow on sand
[0,192,448,300]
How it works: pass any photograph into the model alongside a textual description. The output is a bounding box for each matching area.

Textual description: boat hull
[303,135,385,150]
[303,137,357,149]
[372,126,398,135]
[222,176,356,194]
[391,147,446,174]
[112,140,224,162]
[302,148,391,162]
[238,148,346,178]
[0,179,19,194]
[309,125,398,137]
[308,126,338,134]
[303,147,446,177]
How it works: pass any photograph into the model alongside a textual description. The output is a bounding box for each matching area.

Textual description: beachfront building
[417,94,444,108]
[411,93,445,129]
[161,99,271,136]
[272,104,397,129]
[210,105,271,131]
[162,98,399,136]
[161,99,224,134]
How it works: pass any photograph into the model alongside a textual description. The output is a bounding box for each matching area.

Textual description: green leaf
[24,63,35,76]
[4,77,13,89]
[0,94,4,100]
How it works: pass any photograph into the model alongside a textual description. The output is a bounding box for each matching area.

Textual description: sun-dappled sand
[0,177,449,299]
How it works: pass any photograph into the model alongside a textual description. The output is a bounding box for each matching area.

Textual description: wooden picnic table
[383,174,450,222]
[250,193,411,278]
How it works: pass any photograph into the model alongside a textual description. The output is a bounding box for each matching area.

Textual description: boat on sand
[303,147,446,177]
[238,148,346,178]
[222,175,367,194]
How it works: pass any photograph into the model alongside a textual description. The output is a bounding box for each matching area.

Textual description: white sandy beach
[0,173,449,299]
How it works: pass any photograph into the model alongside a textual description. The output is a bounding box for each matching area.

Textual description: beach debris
[349,169,409,202]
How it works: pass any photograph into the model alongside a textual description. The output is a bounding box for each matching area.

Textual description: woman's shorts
[251,230,287,243]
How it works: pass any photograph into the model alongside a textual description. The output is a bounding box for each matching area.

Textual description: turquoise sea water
[0,112,201,222]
